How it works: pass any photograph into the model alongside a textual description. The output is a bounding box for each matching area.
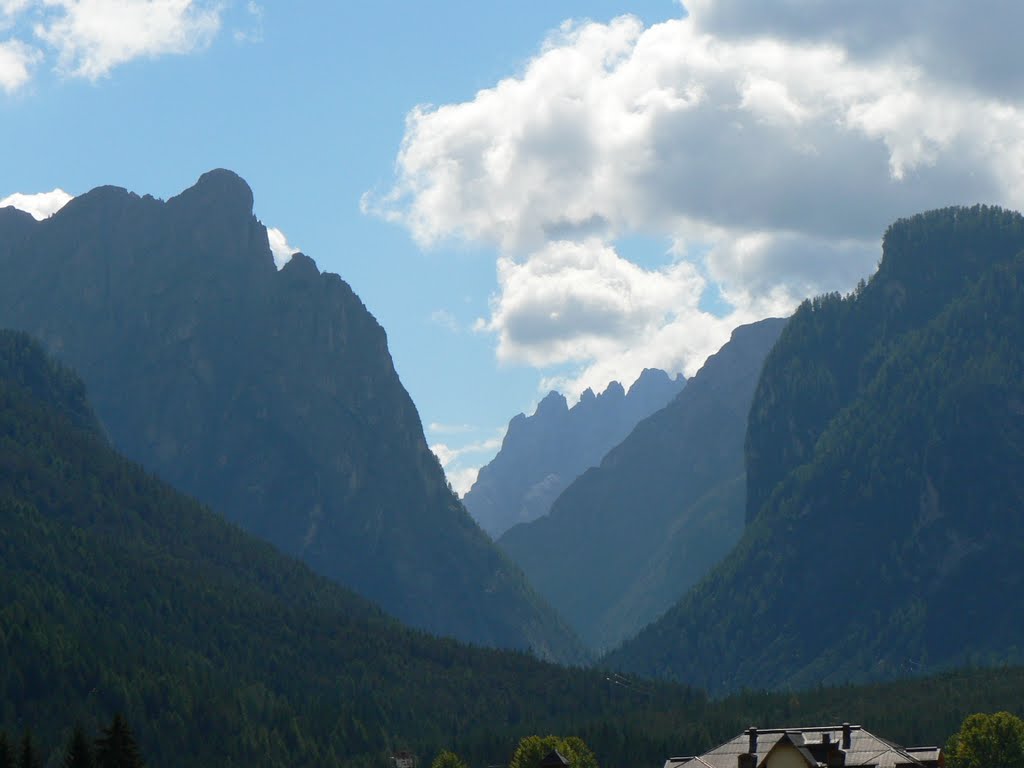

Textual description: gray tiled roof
[664,725,940,768]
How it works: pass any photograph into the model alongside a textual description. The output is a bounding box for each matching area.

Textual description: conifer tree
[63,726,94,768]
[94,716,143,768]
[19,732,41,768]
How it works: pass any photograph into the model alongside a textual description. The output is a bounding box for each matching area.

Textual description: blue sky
[3,1,1023,493]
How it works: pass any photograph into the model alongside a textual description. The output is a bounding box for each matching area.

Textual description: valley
[2,172,1023,767]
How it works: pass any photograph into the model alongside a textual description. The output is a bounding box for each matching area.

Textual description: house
[541,750,572,768]
[665,724,942,768]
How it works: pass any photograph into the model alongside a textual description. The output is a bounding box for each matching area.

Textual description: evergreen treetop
[94,716,143,768]
[63,726,94,768]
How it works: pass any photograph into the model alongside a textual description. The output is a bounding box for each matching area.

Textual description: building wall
[765,744,808,768]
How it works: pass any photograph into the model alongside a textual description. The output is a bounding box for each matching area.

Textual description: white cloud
[0,187,73,218]
[17,0,222,81]
[0,1,227,90]
[0,38,40,91]
[0,0,30,25]
[684,0,1024,102]
[428,422,475,435]
[429,308,460,332]
[477,238,706,368]
[233,0,262,44]
[446,467,481,499]
[266,225,297,270]
[432,430,506,496]
[373,3,1024,394]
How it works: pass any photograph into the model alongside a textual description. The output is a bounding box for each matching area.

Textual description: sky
[2,1,1023,495]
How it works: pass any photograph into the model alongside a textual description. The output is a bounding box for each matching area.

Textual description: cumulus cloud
[0,187,73,219]
[35,0,221,80]
[432,430,506,496]
[446,468,477,498]
[685,0,1024,102]
[1,0,30,26]
[478,238,706,368]
[266,225,298,270]
[0,38,39,91]
[372,3,1024,394]
[0,0,223,89]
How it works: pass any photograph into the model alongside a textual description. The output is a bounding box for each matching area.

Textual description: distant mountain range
[607,206,1024,692]
[0,170,582,661]
[464,369,685,538]
[5,166,1023,709]
[500,319,785,651]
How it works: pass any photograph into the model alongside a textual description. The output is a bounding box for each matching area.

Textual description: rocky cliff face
[464,369,685,538]
[499,319,785,651]
[0,169,582,661]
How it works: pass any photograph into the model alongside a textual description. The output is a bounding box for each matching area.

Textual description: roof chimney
[842,724,852,750]
[748,728,758,755]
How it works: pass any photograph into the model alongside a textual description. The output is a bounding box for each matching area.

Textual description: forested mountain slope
[0,171,581,661]
[0,329,686,768]
[464,369,685,538]
[500,319,785,651]
[746,205,1024,523]
[607,206,1024,692]
[5,329,1024,768]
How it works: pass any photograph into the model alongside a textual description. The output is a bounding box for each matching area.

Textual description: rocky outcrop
[0,169,583,661]
[464,369,685,537]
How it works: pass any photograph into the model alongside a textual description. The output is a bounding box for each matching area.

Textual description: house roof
[664,725,941,768]
[541,749,571,768]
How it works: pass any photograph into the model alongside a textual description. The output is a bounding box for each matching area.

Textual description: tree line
[0,715,143,768]
[435,712,1024,768]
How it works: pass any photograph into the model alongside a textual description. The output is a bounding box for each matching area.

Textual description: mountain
[0,328,696,768]
[0,170,581,661]
[606,206,1024,693]
[464,369,685,537]
[7,327,1024,768]
[499,319,786,651]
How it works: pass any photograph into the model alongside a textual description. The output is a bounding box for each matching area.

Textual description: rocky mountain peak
[499,318,785,651]
[0,169,584,662]
[599,380,626,400]
[536,390,569,416]
[171,168,255,218]
[280,251,320,279]
[464,367,685,538]
[627,367,671,395]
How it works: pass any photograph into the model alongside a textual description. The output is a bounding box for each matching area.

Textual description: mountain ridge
[464,368,685,538]
[500,318,785,651]
[0,168,583,661]
[606,206,1024,692]
[0,327,690,767]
